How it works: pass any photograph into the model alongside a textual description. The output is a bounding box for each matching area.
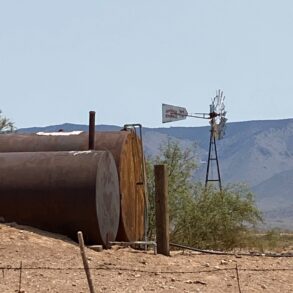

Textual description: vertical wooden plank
[154,164,170,256]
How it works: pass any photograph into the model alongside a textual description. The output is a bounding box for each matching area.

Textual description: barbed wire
[1,265,293,274]
[2,264,293,293]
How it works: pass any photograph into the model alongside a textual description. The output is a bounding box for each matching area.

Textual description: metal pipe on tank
[88,111,96,150]
[0,150,120,246]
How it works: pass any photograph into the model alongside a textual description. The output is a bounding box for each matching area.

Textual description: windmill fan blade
[209,89,227,138]
[221,104,225,113]
[218,118,227,139]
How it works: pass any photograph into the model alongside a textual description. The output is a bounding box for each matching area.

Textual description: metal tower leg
[205,131,222,191]
[205,130,213,188]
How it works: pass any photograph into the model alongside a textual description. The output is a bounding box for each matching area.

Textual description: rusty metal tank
[0,150,120,246]
[0,130,145,242]
[92,131,146,242]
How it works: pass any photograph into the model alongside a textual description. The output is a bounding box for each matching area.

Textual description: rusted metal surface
[0,131,145,242]
[93,131,145,242]
[88,111,96,150]
[0,132,86,152]
[0,151,120,246]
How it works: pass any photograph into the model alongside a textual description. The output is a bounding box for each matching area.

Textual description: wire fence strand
[1,265,293,274]
[2,263,293,293]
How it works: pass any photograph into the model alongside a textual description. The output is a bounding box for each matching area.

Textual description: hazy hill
[18,118,293,230]
[18,123,121,133]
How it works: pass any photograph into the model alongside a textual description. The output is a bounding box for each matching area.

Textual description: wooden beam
[154,164,170,256]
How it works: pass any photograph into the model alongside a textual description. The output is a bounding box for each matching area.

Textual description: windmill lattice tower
[205,90,227,191]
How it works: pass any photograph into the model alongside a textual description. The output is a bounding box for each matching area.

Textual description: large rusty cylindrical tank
[0,151,120,246]
[92,131,145,242]
[0,130,145,242]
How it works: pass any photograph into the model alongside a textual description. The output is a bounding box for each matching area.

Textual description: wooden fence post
[77,231,96,293]
[154,164,170,256]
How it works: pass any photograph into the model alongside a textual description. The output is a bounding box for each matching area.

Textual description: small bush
[172,185,263,250]
[0,110,15,133]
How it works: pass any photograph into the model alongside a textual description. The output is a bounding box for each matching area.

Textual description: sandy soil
[0,223,293,293]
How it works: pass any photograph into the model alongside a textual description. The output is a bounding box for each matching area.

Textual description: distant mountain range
[18,118,293,230]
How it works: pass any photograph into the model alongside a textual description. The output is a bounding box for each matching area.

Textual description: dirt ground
[0,223,292,293]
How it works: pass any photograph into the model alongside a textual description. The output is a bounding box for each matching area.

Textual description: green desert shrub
[146,139,263,250]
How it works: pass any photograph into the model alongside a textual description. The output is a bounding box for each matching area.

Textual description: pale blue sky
[1,1,293,128]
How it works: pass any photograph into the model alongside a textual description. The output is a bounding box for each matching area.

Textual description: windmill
[205,90,227,190]
[162,90,227,190]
